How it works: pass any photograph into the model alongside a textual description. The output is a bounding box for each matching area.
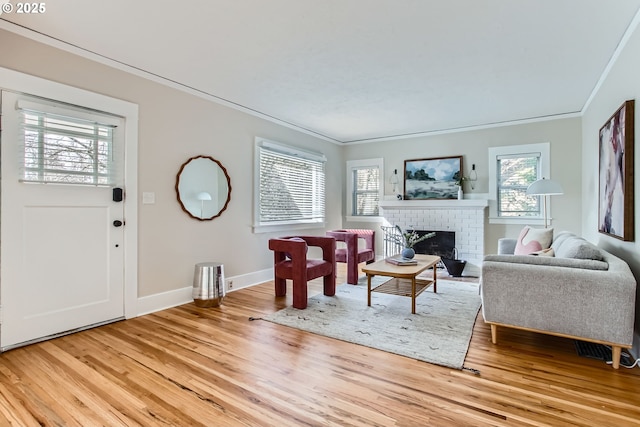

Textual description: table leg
[433,264,437,293]
[411,276,416,314]
[367,274,372,307]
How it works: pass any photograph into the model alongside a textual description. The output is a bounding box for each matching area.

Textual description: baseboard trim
[135,268,273,317]
[136,287,193,317]
[226,268,273,293]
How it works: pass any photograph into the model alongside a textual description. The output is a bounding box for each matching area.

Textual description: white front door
[0,90,126,350]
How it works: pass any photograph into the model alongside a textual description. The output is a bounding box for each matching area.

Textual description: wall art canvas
[404,156,462,200]
[598,99,634,241]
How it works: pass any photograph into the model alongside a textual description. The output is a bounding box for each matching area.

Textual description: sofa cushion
[531,248,555,257]
[553,235,605,260]
[497,238,517,255]
[550,231,575,251]
[514,226,553,255]
[483,254,609,270]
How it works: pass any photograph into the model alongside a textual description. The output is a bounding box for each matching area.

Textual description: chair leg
[292,279,308,309]
[324,272,336,296]
[274,277,287,297]
[346,262,358,285]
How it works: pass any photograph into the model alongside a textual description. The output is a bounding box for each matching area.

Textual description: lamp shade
[526,178,563,196]
[196,191,212,201]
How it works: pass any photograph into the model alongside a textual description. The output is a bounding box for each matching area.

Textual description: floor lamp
[196,191,212,218]
[526,178,564,228]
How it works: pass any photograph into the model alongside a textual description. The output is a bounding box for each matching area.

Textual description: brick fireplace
[379,199,488,276]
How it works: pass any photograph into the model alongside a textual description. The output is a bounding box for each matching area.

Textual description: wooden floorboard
[0,265,639,426]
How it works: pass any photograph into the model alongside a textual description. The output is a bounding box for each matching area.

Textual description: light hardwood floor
[0,265,639,426]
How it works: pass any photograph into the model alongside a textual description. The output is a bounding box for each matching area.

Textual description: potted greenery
[387,225,435,259]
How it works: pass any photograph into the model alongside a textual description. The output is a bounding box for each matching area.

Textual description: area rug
[263,276,481,369]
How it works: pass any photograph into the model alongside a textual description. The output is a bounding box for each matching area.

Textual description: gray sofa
[481,231,636,368]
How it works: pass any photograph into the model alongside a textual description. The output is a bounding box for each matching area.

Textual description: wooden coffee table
[362,254,441,314]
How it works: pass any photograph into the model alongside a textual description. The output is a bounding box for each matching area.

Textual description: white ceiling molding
[0,20,341,144]
[581,5,640,113]
[3,1,640,143]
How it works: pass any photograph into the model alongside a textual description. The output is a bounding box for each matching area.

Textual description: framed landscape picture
[598,99,634,241]
[404,156,462,200]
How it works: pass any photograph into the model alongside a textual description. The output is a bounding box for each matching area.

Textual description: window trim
[18,100,120,186]
[346,158,384,222]
[253,137,327,233]
[488,143,550,225]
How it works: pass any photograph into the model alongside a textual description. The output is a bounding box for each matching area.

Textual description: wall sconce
[460,163,478,190]
[196,191,212,218]
[468,164,477,190]
[390,169,399,194]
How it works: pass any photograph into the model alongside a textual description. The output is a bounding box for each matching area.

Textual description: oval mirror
[175,155,231,221]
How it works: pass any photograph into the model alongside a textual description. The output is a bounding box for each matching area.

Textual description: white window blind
[18,101,118,186]
[352,166,379,216]
[257,139,326,225]
[497,152,540,217]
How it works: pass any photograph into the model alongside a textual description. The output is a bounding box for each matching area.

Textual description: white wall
[343,118,583,254]
[0,29,344,301]
[2,25,614,334]
[581,16,640,351]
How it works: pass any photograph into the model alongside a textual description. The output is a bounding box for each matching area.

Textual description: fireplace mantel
[379,198,488,276]
[379,199,488,209]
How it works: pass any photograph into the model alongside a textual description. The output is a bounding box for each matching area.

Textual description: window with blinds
[257,139,326,225]
[352,166,379,216]
[19,106,117,186]
[497,153,540,217]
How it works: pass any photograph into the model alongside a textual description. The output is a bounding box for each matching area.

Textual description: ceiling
[3,0,640,143]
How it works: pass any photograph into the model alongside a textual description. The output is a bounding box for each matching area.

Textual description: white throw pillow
[531,248,555,257]
[514,226,553,255]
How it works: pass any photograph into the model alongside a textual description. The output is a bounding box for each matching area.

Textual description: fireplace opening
[412,230,455,259]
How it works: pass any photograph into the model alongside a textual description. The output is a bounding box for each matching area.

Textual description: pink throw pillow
[514,226,553,255]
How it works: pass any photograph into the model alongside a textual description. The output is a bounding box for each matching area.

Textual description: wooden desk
[362,254,441,314]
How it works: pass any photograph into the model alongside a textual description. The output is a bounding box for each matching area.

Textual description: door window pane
[21,110,116,185]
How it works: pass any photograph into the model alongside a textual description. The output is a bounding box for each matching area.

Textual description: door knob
[113,220,124,227]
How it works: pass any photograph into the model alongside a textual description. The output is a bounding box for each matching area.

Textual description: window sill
[488,217,546,226]
[253,221,326,234]
[345,216,384,223]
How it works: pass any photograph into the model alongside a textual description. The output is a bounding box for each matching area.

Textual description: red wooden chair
[326,229,375,285]
[268,236,336,309]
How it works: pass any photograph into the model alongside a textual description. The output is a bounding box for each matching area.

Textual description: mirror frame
[175,155,232,221]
